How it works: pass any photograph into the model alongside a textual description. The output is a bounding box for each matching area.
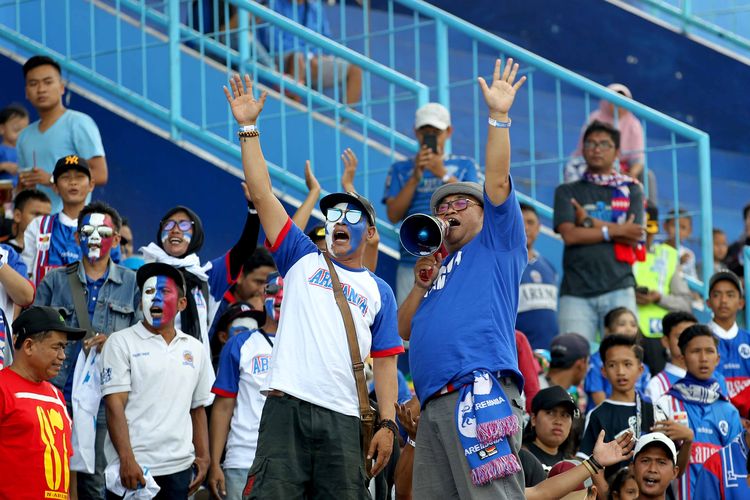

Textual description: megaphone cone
[399,214,448,257]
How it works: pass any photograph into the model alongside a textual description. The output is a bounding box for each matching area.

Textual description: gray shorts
[413,377,526,500]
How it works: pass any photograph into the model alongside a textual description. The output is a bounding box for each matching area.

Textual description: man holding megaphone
[398,58,528,500]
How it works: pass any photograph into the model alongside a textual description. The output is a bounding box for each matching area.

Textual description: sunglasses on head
[435,198,478,215]
[162,219,194,232]
[326,208,363,225]
[79,225,114,238]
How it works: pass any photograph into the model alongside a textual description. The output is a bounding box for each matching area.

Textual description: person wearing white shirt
[101,263,214,499]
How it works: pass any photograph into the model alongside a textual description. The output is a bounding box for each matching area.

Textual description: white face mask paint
[324,202,348,255]
[142,275,158,326]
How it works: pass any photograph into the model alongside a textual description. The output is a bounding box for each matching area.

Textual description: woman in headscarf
[139,185,260,353]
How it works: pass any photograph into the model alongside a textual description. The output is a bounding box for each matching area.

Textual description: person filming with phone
[382,102,480,303]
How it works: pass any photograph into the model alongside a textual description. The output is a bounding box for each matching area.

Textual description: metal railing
[624,0,750,58]
[0,0,431,253]
[324,0,714,295]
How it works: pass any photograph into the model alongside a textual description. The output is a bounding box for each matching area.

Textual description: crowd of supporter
[1,8,750,500]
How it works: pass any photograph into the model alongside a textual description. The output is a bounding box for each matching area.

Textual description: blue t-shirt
[16,110,105,212]
[409,182,527,405]
[261,0,332,56]
[0,144,19,187]
[714,326,750,400]
[694,431,750,500]
[515,253,558,350]
[383,155,480,264]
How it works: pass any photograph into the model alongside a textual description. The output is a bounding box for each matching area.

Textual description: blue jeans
[558,287,637,344]
[223,467,250,500]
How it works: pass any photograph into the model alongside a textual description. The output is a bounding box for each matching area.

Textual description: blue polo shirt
[409,181,527,405]
[515,253,558,350]
[260,0,332,56]
[383,155,480,265]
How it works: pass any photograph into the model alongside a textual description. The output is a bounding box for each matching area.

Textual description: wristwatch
[582,217,594,228]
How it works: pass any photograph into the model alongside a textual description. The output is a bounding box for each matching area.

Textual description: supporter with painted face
[139,195,260,354]
[263,271,283,329]
[34,201,140,498]
[226,73,403,497]
[101,262,214,498]
[208,301,272,500]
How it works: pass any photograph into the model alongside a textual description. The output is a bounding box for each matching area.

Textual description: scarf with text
[668,373,726,406]
[456,370,521,486]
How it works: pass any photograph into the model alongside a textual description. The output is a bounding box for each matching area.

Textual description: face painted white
[84,213,106,261]
[324,202,348,255]
[229,316,259,332]
[142,276,158,325]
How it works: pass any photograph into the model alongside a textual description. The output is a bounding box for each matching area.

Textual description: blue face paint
[142,275,178,328]
[264,273,284,322]
[325,202,368,257]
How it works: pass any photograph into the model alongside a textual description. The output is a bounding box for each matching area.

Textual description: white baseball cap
[415,103,451,130]
[634,432,677,464]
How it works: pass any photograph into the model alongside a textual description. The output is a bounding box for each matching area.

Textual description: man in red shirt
[0,306,85,499]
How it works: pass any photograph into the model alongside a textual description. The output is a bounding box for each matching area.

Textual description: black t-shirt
[519,448,547,488]
[525,442,566,471]
[553,179,644,297]
[578,398,655,478]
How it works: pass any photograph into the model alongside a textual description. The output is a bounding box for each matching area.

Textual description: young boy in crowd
[654,324,742,499]
[578,334,655,477]
[7,189,51,253]
[706,271,750,399]
[713,229,729,273]
[0,104,29,187]
[646,311,729,402]
[664,209,697,280]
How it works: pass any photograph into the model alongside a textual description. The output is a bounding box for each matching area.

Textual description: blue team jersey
[409,182,527,405]
[584,352,651,413]
[515,253,558,350]
[382,155,480,264]
[714,326,750,399]
[694,431,750,500]
[0,144,19,186]
[656,391,743,499]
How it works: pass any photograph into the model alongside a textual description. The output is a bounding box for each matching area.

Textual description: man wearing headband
[100,262,214,498]
[224,74,403,497]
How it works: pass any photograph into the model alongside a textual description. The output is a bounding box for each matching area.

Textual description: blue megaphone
[399,214,449,257]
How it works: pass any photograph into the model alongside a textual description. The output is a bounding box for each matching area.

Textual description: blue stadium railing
[0,0,715,296]
[624,0,750,58]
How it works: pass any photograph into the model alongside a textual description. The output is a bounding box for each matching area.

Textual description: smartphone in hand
[422,134,438,154]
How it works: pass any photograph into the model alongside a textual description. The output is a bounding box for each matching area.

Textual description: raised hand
[223,74,268,126]
[478,58,526,118]
[341,148,358,192]
[304,160,321,195]
[592,430,635,467]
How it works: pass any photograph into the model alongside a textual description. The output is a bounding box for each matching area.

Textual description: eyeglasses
[265,283,282,295]
[435,198,479,215]
[161,219,194,232]
[79,225,114,238]
[326,208,363,225]
[583,140,615,151]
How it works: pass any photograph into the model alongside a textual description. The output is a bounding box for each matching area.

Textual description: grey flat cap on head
[430,182,484,214]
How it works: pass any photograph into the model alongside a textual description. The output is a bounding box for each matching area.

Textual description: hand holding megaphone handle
[415,251,444,289]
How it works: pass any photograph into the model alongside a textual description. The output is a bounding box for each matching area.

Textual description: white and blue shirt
[515,252,558,350]
[409,183,527,405]
[710,322,750,399]
[265,219,404,418]
[212,329,274,469]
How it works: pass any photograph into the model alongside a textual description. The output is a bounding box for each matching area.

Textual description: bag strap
[322,252,373,421]
[66,262,96,352]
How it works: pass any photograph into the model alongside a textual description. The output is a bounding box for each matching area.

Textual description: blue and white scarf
[456,370,521,485]
[668,373,725,406]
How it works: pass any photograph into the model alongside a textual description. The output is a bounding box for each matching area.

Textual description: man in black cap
[22,154,96,287]
[224,74,403,498]
[543,333,590,391]
[100,262,214,498]
[0,306,85,499]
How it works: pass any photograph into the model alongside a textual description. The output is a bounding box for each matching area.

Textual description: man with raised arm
[397,58,528,499]
[223,74,403,499]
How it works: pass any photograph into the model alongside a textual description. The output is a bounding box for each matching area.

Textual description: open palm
[223,74,267,126]
[478,58,526,116]
[593,430,635,467]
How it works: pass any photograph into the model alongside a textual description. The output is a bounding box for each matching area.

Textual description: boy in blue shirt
[655,324,743,499]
